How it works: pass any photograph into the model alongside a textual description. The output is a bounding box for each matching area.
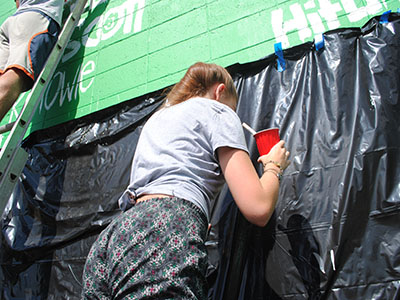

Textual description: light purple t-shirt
[118,97,249,221]
[17,0,64,26]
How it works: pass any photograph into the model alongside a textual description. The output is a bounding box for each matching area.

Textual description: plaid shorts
[82,197,208,300]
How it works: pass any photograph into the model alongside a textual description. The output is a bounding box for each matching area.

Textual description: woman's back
[121,97,248,220]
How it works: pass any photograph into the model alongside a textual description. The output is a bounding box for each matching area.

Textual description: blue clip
[274,42,286,72]
[397,8,400,13]
[379,10,391,24]
[315,34,324,51]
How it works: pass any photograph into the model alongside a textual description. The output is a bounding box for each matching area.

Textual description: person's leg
[0,68,31,122]
[0,11,58,123]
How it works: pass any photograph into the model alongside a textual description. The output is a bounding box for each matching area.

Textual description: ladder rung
[0,122,16,135]
[0,147,28,213]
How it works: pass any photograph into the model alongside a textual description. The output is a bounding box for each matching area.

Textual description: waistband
[136,196,208,225]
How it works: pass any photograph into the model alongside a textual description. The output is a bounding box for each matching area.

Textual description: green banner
[0,0,398,147]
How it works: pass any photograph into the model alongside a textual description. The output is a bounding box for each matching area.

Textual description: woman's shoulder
[159,97,238,124]
[186,97,234,114]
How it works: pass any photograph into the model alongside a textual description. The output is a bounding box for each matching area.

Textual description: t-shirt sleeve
[209,105,249,155]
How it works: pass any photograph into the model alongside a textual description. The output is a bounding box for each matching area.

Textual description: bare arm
[218,140,290,227]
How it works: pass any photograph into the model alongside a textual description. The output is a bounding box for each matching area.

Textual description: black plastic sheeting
[1,13,400,299]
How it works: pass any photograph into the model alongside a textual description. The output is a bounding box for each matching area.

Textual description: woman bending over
[82,62,290,299]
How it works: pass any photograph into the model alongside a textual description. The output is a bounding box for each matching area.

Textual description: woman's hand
[257,140,290,172]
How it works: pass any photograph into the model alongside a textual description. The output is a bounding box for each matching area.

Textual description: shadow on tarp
[1,12,400,300]
[0,92,164,298]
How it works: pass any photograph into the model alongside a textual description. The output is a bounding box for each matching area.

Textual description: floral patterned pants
[81,197,208,300]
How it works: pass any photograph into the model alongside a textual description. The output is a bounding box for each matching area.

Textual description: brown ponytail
[166,62,237,106]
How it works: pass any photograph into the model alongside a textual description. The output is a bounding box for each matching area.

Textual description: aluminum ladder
[0,0,88,213]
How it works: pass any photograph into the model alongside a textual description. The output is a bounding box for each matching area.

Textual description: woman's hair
[166,62,238,106]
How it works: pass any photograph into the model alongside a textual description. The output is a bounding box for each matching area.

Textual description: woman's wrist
[264,160,282,169]
[263,167,282,182]
[262,160,283,173]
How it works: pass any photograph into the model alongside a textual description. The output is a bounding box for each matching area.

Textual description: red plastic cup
[254,128,280,156]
